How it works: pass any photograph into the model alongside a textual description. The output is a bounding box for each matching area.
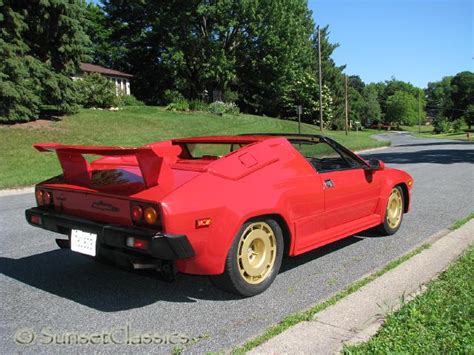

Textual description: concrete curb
[0,187,35,197]
[354,146,389,154]
[249,220,474,354]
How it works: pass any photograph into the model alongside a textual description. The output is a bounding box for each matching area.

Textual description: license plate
[71,229,97,257]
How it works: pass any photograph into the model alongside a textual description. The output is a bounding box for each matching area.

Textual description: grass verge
[0,106,388,189]
[232,243,431,354]
[344,246,474,354]
[400,124,473,141]
[449,213,474,231]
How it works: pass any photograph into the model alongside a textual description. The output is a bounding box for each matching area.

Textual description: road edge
[247,219,474,354]
[0,187,35,197]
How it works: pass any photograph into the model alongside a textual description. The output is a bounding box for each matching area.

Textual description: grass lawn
[345,246,474,354]
[0,106,388,189]
[401,123,473,141]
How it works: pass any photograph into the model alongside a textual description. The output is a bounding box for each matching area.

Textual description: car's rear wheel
[378,186,404,235]
[211,218,283,297]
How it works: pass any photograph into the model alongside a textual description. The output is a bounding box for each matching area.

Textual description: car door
[315,140,382,230]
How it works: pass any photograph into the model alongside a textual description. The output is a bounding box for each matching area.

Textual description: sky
[308,0,473,87]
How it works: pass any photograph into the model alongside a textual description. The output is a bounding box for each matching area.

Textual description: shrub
[433,117,452,134]
[452,119,463,132]
[117,94,145,107]
[189,99,209,112]
[224,102,240,115]
[208,101,239,116]
[163,89,184,104]
[208,101,227,116]
[75,73,117,109]
[223,90,239,103]
[166,99,189,112]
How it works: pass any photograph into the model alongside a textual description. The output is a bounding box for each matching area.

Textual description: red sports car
[26,134,412,296]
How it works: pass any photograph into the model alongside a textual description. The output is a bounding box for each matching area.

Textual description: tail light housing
[130,201,161,228]
[35,190,44,206]
[35,188,54,208]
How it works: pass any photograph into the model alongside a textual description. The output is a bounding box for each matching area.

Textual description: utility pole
[318,26,323,132]
[418,91,421,135]
[297,105,302,134]
[345,75,349,135]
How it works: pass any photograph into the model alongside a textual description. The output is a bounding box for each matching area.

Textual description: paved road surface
[1,133,473,353]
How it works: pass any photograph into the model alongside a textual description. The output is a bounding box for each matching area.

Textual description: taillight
[130,202,161,227]
[144,207,158,225]
[35,189,53,208]
[44,191,52,205]
[131,205,143,222]
[35,190,44,206]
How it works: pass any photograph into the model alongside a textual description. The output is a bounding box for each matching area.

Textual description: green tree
[385,91,421,126]
[281,71,333,127]
[347,87,365,127]
[362,85,381,125]
[464,104,474,129]
[0,0,90,122]
[236,0,316,117]
[450,71,474,122]
[0,0,42,121]
[425,76,453,119]
[102,0,341,120]
[348,75,365,94]
[83,3,116,67]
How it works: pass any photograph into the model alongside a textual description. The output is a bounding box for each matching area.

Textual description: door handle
[324,179,335,188]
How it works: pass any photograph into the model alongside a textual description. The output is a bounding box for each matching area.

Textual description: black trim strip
[25,207,195,260]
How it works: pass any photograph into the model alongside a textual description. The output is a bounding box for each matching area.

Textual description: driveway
[0,133,473,353]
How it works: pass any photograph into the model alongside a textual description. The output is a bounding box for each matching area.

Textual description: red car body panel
[28,135,413,276]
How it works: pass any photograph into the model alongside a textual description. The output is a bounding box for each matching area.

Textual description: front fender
[376,168,413,219]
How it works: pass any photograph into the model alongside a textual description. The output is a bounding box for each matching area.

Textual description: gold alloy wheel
[237,222,277,285]
[386,188,403,229]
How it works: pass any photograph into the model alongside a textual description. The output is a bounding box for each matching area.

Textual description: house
[78,63,133,96]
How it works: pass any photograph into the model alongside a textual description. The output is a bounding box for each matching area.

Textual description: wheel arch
[243,213,292,256]
[395,182,410,213]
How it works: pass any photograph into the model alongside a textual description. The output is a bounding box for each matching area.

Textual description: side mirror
[367,159,384,171]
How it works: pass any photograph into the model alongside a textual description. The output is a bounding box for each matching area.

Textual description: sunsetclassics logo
[14,324,207,346]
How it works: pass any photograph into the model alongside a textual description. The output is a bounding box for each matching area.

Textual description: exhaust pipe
[131,260,177,282]
[56,238,70,249]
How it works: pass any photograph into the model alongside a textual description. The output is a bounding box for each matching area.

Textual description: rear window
[181,143,247,159]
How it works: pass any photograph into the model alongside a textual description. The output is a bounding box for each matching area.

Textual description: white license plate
[71,229,97,257]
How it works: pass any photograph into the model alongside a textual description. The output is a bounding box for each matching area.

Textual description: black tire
[377,186,404,235]
[211,218,284,297]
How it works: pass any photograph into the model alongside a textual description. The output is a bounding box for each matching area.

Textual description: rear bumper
[25,207,195,260]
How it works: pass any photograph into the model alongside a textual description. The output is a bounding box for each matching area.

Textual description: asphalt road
[1,133,473,353]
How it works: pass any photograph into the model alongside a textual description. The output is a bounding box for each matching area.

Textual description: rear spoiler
[34,142,181,188]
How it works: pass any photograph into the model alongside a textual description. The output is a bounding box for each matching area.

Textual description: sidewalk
[249,220,474,354]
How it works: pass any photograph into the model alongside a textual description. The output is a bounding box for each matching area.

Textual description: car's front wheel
[378,186,404,235]
[211,218,283,297]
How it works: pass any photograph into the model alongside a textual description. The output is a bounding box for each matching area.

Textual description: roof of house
[80,63,133,78]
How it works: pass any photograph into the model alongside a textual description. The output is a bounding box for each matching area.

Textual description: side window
[336,148,365,169]
[291,139,363,173]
